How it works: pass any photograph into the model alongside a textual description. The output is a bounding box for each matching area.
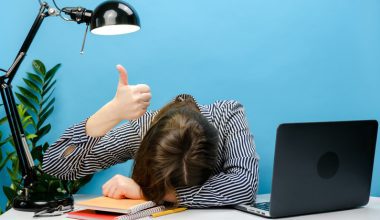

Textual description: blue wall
[1,0,380,209]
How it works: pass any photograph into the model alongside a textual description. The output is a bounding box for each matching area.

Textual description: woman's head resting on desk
[132,95,219,204]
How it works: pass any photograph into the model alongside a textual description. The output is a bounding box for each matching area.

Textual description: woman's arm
[42,120,142,180]
[42,65,152,180]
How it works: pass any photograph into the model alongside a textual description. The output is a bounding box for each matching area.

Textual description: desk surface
[1,195,380,220]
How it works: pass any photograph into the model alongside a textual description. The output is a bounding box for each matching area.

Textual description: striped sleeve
[42,118,142,180]
[175,101,259,207]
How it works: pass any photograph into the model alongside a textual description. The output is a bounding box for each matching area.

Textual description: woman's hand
[85,65,151,137]
[111,64,151,121]
[102,174,143,200]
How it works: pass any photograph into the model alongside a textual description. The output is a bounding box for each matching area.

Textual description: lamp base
[12,192,74,212]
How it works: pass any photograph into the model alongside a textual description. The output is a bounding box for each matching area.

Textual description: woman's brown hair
[132,96,219,204]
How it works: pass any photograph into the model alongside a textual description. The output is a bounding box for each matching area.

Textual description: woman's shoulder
[202,99,244,112]
[199,99,245,124]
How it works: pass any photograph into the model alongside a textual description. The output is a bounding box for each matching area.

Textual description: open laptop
[235,120,378,218]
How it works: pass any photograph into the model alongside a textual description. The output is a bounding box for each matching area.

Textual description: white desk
[1,195,380,220]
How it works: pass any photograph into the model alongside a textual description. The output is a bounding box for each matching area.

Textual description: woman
[42,65,259,208]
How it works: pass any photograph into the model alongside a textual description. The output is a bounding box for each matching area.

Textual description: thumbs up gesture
[112,64,151,120]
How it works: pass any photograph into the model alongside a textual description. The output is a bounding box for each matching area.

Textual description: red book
[66,209,122,220]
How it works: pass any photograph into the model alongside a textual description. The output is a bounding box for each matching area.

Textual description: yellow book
[75,196,156,214]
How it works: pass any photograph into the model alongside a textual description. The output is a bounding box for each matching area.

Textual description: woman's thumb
[116,64,128,86]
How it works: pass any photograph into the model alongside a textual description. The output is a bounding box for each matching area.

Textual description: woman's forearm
[85,100,122,137]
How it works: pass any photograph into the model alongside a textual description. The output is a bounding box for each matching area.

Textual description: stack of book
[66,196,165,220]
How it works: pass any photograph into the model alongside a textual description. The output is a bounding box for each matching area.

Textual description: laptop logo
[317,151,339,179]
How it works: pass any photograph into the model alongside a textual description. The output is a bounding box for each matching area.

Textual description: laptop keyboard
[251,202,270,211]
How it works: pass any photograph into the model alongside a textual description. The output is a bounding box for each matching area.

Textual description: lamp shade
[90,0,140,35]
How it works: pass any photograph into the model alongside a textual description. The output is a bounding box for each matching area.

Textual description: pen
[151,207,187,217]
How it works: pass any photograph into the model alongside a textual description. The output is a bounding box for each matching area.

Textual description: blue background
[1,0,380,210]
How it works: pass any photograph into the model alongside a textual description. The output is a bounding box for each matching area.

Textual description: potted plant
[0,60,92,213]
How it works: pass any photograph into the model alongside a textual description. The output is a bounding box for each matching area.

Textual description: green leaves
[46,64,60,81]
[26,72,43,85]
[23,78,41,94]
[0,152,14,171]
[3,186,16,204]
[15,60,58,147]
[32,60,46,76]
[0,59,92,212]
[34,124,51,144]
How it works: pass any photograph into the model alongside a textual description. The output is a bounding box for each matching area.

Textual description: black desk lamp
[0,0,140,212]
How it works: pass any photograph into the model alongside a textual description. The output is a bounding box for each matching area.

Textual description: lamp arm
[5,2,50,84]
[0,2,51,188]
[0,84,35,186]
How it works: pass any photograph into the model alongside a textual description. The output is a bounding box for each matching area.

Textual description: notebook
[67,206,165,220]
[75,196,156,214]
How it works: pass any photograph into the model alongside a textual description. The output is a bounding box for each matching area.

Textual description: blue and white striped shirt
[42,94,259,208]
